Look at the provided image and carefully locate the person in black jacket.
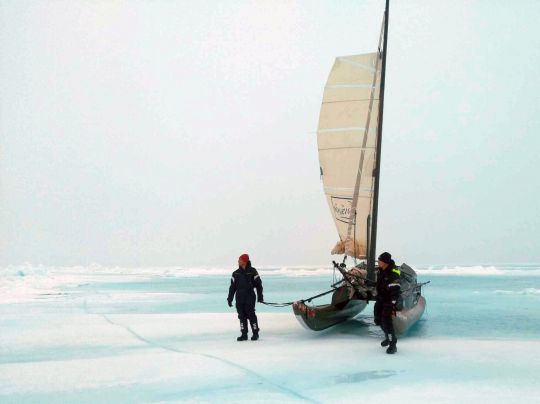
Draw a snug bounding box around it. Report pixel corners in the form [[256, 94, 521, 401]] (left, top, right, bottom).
[[374, 252, 401, 354], [227, 253, 264, 341]]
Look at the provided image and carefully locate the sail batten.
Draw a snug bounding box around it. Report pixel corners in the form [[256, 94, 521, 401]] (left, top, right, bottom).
[[336, 57, 377, 72], [317, 51, 382, 259], [318, 127, 375, 133], [325, 84, 376, 89]]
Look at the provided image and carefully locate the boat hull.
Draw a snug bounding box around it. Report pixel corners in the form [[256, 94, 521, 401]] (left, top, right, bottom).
[[393, 295, 426, 335], [293, 299, 367, 331], [292, 263, 427, 333], [292, 286, 367, 331]]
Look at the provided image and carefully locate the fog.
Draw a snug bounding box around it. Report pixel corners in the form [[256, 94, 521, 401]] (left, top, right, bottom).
[[1, 0, 539, 267]]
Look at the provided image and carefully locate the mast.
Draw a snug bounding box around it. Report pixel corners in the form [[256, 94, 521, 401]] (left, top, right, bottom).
[[368, 0, 389, 277]]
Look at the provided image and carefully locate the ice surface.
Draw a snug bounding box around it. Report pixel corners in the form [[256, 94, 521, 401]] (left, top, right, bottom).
[[1, 264, 539, 402]]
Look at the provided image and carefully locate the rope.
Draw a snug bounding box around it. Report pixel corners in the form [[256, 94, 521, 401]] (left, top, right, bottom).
[[400, 280, 431, 294], [353, 210, 357, 265], [260, 277, 429, 308], [261, 287, 338, 308], [261, 301, 295, 307]]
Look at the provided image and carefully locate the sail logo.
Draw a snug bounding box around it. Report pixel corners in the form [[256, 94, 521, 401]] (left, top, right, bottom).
[[331, 197, 355, 224]]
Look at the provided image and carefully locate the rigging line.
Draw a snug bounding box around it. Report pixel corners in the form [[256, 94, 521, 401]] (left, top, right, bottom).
[[400, 281, 430, 294], [345, 17, 385, 242], [353, 210, 358, 265], [262, 286, 340, 307], [262, 280, 429, 307], [261, 302, 294, 307]]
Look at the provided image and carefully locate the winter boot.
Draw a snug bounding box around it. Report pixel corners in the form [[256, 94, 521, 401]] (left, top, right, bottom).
[[250, 322, 259, 341], [386, 337, 397, 354], [381, 334, 390, 347], [237, 320, 248, 341]]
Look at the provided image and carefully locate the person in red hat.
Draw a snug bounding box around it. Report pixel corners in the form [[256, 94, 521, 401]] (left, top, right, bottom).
[[227, 253, 264, 341]]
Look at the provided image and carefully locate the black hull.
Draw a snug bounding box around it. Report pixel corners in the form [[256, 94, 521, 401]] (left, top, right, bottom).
[[292, 286, 367, 331]]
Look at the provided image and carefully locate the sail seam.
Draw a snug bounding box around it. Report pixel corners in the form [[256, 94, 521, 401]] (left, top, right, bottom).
[[337, 57, 376, 72], [318, 127, 375, 133], [326, 84, 376, 89], [328, 195, 372, 199], [322, 98, 380, 104], [324, 186, 373, 192], [319, 146, 375, 151]]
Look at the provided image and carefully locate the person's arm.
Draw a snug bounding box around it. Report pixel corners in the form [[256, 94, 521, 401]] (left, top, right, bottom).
[[253, 269, 264, 302], [227, 274, 237, 306], [387, 272, 401, 305]]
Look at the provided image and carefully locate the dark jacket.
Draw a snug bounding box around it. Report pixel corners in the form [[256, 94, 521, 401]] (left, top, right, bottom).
[[227, 262, 263, 303], [376, 260, 401, 304]]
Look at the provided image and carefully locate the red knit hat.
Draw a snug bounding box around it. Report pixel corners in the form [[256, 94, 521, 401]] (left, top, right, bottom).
[[238, 253, 250, 263]]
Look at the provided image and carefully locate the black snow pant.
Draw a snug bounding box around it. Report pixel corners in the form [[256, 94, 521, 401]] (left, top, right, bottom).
[[374, 300, 396, 342], [236, 294, 259, 334]]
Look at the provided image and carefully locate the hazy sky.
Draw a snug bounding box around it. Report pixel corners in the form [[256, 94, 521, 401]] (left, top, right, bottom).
[[1, 0, 539, 267]]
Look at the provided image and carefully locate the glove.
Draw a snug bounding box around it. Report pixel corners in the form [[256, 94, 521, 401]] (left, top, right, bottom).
[[257, 296, 264, 303], [366, 279, 377, 287], [227, 299, 232, 307], [391, 301, 397, 317]]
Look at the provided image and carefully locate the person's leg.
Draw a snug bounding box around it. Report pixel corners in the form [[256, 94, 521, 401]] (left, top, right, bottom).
[[246, 295, 259, 340], [374, 300, 382, 326], [381, 303, 397, 354], [236, 300, 248, 341], [374, 301, 389, 345]]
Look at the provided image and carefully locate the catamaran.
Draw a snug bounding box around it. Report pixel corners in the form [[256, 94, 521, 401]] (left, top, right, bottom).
[[292, 0, 427, 334]]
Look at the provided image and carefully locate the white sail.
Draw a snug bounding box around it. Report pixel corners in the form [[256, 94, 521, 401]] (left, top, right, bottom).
[[317, 52, 382, 259]]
